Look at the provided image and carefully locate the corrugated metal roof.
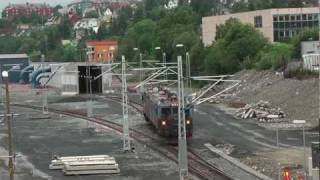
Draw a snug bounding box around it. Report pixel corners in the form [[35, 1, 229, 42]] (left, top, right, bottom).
[[0, 54, 29, 59]]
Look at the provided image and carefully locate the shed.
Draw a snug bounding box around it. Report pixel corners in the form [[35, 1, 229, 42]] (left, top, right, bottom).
[[0, 54, 30, 83]]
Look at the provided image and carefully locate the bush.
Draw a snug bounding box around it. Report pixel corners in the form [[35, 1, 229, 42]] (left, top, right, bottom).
[[256, 56, 272, 70], [284, 68, 318, 79], [290, 28, 319, 58], [241, 56, 255, 69], [256, 43, 293, 70]]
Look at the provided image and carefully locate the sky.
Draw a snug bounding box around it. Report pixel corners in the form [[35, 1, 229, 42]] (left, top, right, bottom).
[[0, 0, 73, 12]]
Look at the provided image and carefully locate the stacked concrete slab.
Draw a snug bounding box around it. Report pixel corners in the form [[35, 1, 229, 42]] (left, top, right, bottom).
[[49, 155, 120, 175]]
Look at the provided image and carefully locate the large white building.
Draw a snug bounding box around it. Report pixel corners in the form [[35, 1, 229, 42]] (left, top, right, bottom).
[[202, 7, 320, 46]]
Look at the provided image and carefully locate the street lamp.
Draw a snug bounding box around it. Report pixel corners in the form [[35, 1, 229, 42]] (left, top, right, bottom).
[[133, 48, 143, 92], [155, 47, 167, 80], [175, 44, 191, 89], [293, 119, 307, 178], [85, 48, 94, 118], [2, 70, 14, 180]]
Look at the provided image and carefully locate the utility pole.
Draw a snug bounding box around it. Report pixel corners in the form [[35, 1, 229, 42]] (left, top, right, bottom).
[[122, 56, 131, 151], [2, 71, 14, 180], [186, 52, 191, 89], [139, 53, 143, 92], [86, 48, 93, 118], [163, 52, 167, 80], [41, 54, 48, 114], [177, 56, 188, 180]]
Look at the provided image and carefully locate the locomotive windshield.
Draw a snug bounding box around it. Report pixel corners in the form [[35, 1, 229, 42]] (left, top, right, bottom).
[[185, 109, 190, 117], [172, 107, 178, 115], [161, 108, 171, 117]]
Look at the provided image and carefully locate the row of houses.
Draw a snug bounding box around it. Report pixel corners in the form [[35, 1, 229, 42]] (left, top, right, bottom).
[[3, 3, 53, 19]]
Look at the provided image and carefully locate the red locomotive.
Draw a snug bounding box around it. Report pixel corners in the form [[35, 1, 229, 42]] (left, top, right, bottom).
[[142, 87, 193, 138]]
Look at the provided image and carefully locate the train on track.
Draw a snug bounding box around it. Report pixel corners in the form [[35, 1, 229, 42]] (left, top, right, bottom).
[[142, 87, 193, 138]]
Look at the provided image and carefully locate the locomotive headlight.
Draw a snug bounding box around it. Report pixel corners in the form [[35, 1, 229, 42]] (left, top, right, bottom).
[[186, 120, 190, 125], [162, 121, 166, 126]]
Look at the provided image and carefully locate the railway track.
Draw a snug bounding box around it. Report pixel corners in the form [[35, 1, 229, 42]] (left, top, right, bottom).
[[98, 94, 233, 180], [13, 101, 232, 180]]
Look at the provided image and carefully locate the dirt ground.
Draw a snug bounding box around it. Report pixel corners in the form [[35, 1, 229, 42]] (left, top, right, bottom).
[[240, 148, 311, 179], [219, 70, 319, 127]]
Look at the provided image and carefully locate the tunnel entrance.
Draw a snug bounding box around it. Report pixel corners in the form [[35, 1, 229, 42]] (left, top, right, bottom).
[[78, 65, 102, 94]]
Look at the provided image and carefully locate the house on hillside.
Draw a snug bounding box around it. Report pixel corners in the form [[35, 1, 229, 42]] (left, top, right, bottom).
[[74, 18, 100, 32]]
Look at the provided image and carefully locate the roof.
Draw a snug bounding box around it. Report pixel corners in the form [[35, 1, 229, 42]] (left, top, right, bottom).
[[0, 54, 29, 59], [86, 40, 118, 46], [6, 3, 51, 9], [203, 7, 320, 19]]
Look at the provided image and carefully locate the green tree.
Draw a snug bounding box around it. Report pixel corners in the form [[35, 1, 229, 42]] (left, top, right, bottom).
[[120, 19, 157, 59], [290, 28, 319, 58], [62, 44, 79, 61], [256, 43, 293, 70], [288, 0, 304, 7], [231, 0, 248, 13], [1, 10, 6, 18], [204, 18, 268, 74], [58, 16, 73, 39], [85, 11, 99, 18], [190, 0, 216, 17], [110, 6, 133, 36]]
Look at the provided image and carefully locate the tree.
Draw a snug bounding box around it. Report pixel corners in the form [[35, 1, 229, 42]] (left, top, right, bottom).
[[204, 18, 268, 74], [58, 16, 73, 39], [1, 10, 6, 18], [256, 43, 293, 70], [120, 19, 157, 59], [61, 44, 78, 61], [288, 0, 304, 7], [231, 0, 248, 13], [290, 28, 319, 58], [110, 6, 133, 36], [190, 0, 216, 17], [85, 11, 99, 18]]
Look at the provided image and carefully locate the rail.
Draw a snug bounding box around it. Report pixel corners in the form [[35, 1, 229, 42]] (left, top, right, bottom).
[[12, 101, 232, 180]]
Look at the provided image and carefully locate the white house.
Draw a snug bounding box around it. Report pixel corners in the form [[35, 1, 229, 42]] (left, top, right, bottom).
[[74, 18, 100, 33]]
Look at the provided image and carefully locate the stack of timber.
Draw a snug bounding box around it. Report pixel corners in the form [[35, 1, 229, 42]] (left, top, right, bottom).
[[236, 100, 285, 122], [49, 155, 120, 175]]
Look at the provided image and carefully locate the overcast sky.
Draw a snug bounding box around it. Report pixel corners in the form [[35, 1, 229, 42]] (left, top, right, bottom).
[[0, 0, 73, 12]]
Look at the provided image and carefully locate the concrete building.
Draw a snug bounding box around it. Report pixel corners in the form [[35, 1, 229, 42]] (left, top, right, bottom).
[[86, 40, 118, 63], [202, 7, 320, 46], [31, 62, 113, 95], [0, 54, 30, 83]]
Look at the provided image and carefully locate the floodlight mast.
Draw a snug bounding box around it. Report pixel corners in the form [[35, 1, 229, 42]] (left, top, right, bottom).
[[177, 56, 188, 180], [122, 56, 131, 151]]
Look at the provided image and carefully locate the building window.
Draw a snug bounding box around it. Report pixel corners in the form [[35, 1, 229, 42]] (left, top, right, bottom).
[[279, 16, 284, 21], [254, 16, 263, 28], [273, 13, 319, 42], [273, 16, 278, 21], [290, 15, 295, 21]]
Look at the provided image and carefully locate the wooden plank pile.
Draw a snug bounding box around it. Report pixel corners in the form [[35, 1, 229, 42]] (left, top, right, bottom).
[[49, 155, 120, 175], [236, 100, 285, 122]]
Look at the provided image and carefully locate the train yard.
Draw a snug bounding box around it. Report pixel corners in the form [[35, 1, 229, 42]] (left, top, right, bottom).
[[0, 84, 276, 180], [0, 58, 318, 180], [11, 95, 232, 180]]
